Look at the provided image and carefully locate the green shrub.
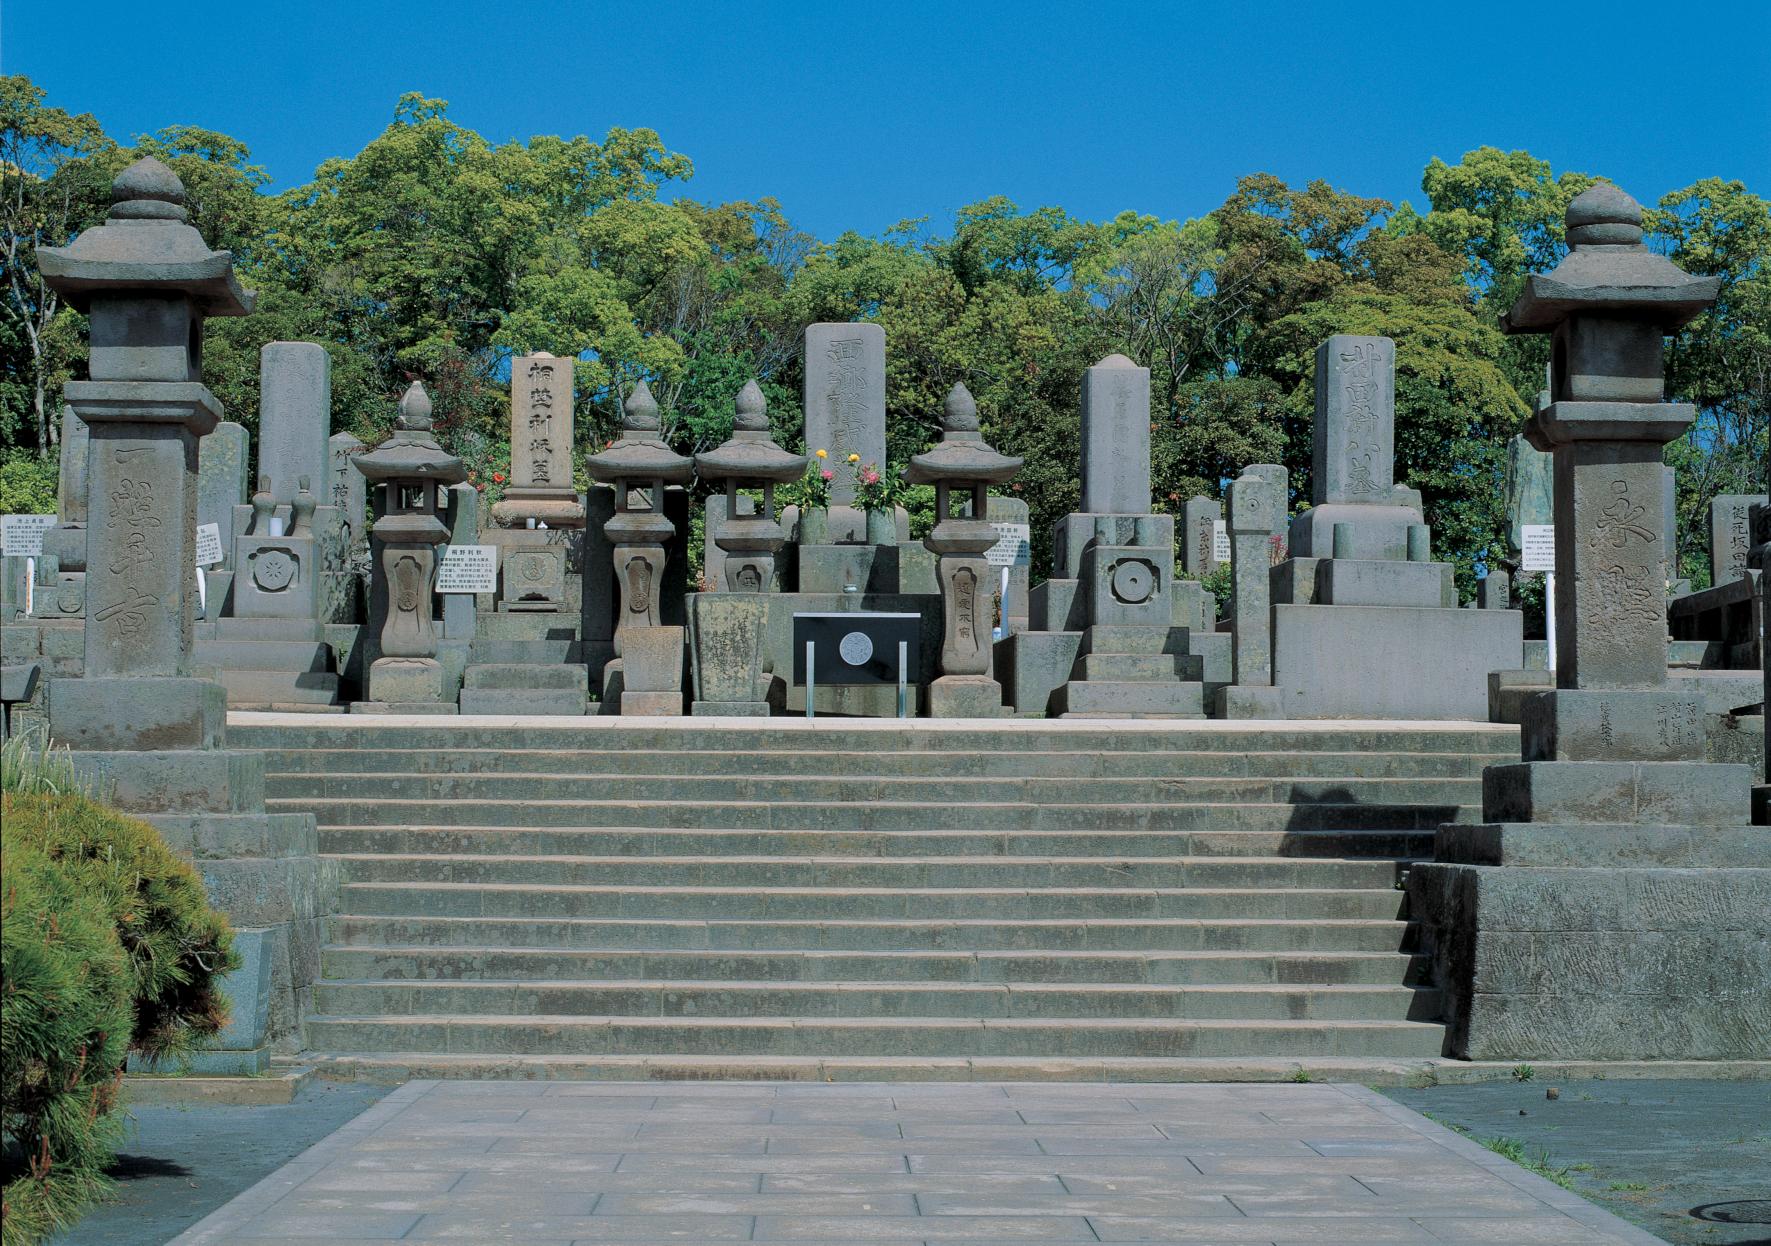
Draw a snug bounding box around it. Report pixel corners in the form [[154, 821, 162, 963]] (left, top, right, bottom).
[[0, 729, 88, 799], [0, 452, 58, 518], [0, 838, 133, 1245], [3, 793, 237, 1061]]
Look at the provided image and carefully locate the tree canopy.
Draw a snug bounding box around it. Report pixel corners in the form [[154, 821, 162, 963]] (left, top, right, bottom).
[[3, 75, 1763, 592]]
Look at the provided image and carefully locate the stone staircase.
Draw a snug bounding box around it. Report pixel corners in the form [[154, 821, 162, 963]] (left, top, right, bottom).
[[236, 718, 1518, 1080]]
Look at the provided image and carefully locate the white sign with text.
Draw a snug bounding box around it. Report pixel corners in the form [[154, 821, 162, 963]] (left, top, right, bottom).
[[436, 544, 499, 593], [985, 523, 1031, 568], [1212, 519, 1231, 563], [195, 523, 224, 567], [1520, 524, 1556, 573], [1, 514, 56, 558]]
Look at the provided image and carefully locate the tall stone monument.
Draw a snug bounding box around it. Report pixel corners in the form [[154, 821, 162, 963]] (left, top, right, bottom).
[[1265, 336, 1520, 718], [1411, 183, 1767, 1060], [804, 323, 886, 508], [258, 342, 329, 509], [905, 384, 1021, 717], [1001, 354, 1207, 717], [37, 157, 325, 1050]]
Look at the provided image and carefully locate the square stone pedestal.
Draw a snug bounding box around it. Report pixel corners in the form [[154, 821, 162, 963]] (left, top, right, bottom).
[[354, 657, 457, 714], [927, 674, 1006, 718], [1214, 684, 1286, 719]]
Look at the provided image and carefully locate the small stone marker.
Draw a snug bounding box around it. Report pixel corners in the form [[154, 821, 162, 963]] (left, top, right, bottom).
[[1079, 353, 1152, 514], [1314, 335, 1396, 504], [1182, 496, 1222, 576], [197, 420, 249, 565], [1710, 494, 1761, 586], [436, 544, 498, 593], [195, 523, 223, 568], [1, 514, 56, 557], [803, 323, 885, 506]]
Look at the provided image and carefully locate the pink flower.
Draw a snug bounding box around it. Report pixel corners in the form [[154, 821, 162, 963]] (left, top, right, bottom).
[[862, 468, 880, 485], [820, 469, 833, 481]]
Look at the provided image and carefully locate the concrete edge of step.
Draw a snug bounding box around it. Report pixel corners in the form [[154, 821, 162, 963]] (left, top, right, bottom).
[[122, 1065, 316, 1107]]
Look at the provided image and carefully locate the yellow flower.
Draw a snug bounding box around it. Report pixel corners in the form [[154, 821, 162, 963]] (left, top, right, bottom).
[[847, 452, 860, 463], [814, 449, 827, 459]]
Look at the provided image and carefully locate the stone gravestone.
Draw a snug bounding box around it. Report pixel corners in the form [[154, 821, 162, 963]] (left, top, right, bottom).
[[803, 323, 886, 506], [1505, 433, 1554, 565], [1080, 356, 1151, 514], [1242, 463, 1289, 559], [38, 156, 324, 1051], [1710, 494, 1761, 587], [328, 431, 367, 559], [490, 352, 584, 528], [258, 342, 330, 510], [1410, 181, 1764, 1062], [33, 404, 91, 618], [1181, 496, 1221, 577], [197, 421, 249, 570]]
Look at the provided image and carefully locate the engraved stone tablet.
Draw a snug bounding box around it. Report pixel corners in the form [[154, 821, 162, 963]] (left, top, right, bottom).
[[1313, 335, 1395, 505], [803, 324, 885, 505], [1079, 354, 1151, 514]]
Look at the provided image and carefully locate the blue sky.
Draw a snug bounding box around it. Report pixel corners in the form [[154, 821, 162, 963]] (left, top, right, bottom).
[[6, 0, 1768, 241]]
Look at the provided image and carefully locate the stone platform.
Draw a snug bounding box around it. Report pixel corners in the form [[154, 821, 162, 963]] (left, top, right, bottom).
[[168, 1078, 1671, 1245]]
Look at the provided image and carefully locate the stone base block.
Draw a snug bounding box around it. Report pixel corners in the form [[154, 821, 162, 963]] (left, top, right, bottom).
[[1487, 669, 1551, 724], [49, 676, 226, 752], [1077, 653, 1175, 681], [1273, 604, 1523, 720], [351, 701, 460, 715], [1408, 861, 1771, 1060], [691, 700, 771, 717], [1052, 679, 1204, 718], [1029, 577, 1084, 632], [1288, 501, 1422, 562], [1436, 821, 1770, 867], [1270, 557, 1320, 606], [129, 1046, 270, 1077], [368, 657, 445, 705], [1080, 625, 1172, 656], [463, 663, 589, 691], [458, 689, 588, 715], [1214, 684, 1287, 720], [215, 668, 343, 708], [927, 675, 1006, 719], [994, 631, 1080, 717], [1521, 687, 1707, 763], [622, 690, 683, 716], [623, 626, 685, 694], [1482, 760, 1751, 826], [69, 748, 264, 814], [1315, 558, 1449, 608]]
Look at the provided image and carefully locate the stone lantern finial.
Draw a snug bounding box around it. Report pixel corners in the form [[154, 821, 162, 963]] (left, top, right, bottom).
[[943, 383, 980, 433], [396, 381, 433, 431], [733, 380, 768, 432], [624, 381, 660, 431], [1564, 182, 1643, 246], [109, 156, 189, 221]]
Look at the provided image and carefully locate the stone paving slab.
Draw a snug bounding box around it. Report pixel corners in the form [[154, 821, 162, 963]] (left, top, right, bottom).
[[169, 1080, 1667, 1245]]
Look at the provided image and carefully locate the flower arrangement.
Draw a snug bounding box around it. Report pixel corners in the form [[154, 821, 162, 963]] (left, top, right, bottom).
[[790, 449, 835, 510], [853, 459, 908, 513]]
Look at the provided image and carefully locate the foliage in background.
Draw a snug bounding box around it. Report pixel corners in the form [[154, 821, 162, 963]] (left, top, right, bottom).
[[3, 75, 1764, 596]]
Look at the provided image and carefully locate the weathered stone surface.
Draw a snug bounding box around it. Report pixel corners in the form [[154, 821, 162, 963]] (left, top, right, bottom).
[[1478, 570, 1510, 610], [1437, 822, 1770, 868], [1710, 493, 1761, 587], [927, 673, 1005, 718], [327, 431, 368, 557], [1519, 687, 1705, 763], [1313, 336, 1395, 504], [1180, 496, 1221, 578], [803, 324, 885, 506], [1225, 473, 1277, 688], [1079, 354, 1151, 514], [1314, 558, 1446, 608], [258, 342, 330, 507], [623, 625, 684, 694], [1483, 760, 1750, 826], [690, 593, 768, 705], [491, 352, 584, 526], [1504, 433, 1554, 561], [1273, 604, 1521, 720]]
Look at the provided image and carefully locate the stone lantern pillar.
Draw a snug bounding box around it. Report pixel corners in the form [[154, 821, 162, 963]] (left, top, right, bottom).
[[587, 382, 694, 714], [905, 384, 1022, 717], [1409, 184, 1769, 1062], [352, 382, 466, 712]]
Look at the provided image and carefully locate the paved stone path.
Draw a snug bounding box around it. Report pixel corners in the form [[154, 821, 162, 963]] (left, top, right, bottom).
[[169, 1080, 1666, 1244]]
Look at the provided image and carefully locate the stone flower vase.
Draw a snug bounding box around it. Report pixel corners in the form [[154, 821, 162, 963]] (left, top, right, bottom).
[[864, 507, 895, 546], [798, 506, 829, 546]]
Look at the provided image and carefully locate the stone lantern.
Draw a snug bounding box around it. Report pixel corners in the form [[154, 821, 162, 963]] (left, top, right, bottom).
[[693, 380, 807, 592], [353, 382, 466, 711], [587, 381, 694, 714], [39, 155, 253, 749], [905, 383, 1021, 717]]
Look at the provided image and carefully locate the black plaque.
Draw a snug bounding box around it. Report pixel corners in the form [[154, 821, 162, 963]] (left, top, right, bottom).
[[792, 612, 922, 686]]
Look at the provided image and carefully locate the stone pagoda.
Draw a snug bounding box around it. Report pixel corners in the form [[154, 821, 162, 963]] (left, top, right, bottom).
[[1411, 183, 1767, 1060], [37, 156, 326, 1054], [587, 382, 694, 714], [904, 383, 1022, 717]]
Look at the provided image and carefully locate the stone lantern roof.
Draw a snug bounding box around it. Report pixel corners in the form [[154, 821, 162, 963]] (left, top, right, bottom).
[[38, 156, 254, 316], [1505, 183, 1720, 333], [355, 383, 467, 483], [694, 380, 808, 484], [904, 384, 1022, 486], [587, 381, 694, 484]]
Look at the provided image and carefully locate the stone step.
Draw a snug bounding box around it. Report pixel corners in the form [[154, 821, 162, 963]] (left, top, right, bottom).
[[328, 853, 1404, 889], [328, 914, 1413, 952], [457, 689, 590, 716], [266, 773, 1481, 807], [311, 978, 1440, 1022], [318, 825, 1437, 860], [320, 944, 1426, 985], [1074, 653, 1179, 681], [205, 617, 325, 642], [300, 1014, 1448, 1058], [336, 882, 1406, 921], [215, 669, 342, 707], [230, 722, 1517, 755], [462, 663, 590, 691], [467, 639, 585, 665], [263, 747, 1509, 780], [1051, 681, 1205, 717], [273, 797, 1478, 831], [194, 639, 333, 672]]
